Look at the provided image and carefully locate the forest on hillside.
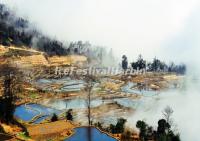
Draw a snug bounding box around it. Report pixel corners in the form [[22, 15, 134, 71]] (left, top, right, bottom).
[[0, 4, 116, 66]]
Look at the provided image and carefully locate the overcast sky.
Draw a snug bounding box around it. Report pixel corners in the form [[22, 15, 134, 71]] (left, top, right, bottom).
[[1, 0, 200, 63]]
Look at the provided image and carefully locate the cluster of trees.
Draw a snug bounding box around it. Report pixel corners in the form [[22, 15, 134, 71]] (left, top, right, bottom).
[[147, 58, 186, 74], [0, 4, 116, 65], [50, 109, 73, 122], [92, 118, 127, 138], [0, 4, 69, 55], [136, 106, 180, 141], [131, 54, 146, 70], [136, 119, 180, 141], [122, 54, 186, 74], [93, 107, 181, 141], [110, 118, 127, 134]]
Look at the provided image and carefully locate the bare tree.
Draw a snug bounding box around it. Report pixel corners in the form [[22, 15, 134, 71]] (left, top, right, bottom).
[[0, 64, 23, 123], [84, 75, 96, 126], [162, 106, 174, 140], [163, 106, 174, 126], [84, 74, 97, 141]]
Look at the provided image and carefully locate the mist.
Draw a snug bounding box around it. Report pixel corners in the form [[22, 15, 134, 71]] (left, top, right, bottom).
[[127, 6, 200, 141], [127, 76, 200, 141], [1, 0, 199, 61], [1, 0, 200, 140]]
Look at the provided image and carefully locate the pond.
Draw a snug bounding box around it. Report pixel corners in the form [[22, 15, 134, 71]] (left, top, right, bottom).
[[65, 127, 117, 141], [14, 104, 40, 122], [14, 104, 62, 124], [114, 98, 139, 108], [121, 82, 158, 97], [34, 78, 86, 92], [47, 97, 140, 110], [48, 98, 104, 110], [14, 98, 139, 125]]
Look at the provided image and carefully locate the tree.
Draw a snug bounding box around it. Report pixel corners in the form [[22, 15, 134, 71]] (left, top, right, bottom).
[[83, 74, 98, 141], [0, 4, 69, 56], [122, 55, 128, 73], [0, 64, 23, 124], [135, 107, 181, 141], [163, 106, 174, 128], [151, 57, 160, 71], [51, 113, 58, 122], [84, 75, 97, 126], [171, 64, 186, 75], [168, 62, 175, 72], [94, 122, 102, 130], [131, 54, 146, 70], [171, 133, 181, 141], [136, 120, 148, 141], [162, 106, 179, 141], [177, 64, 186, 75], [0, 65, 29, 135], [156, 121, 181, 141], [66, 109, 73, 121], [110, 118, 127, 134], [110, 124, 115, 133], [157, 119, 170, 134], [115, 118, 127, 133], [147, 57, 167, 72]]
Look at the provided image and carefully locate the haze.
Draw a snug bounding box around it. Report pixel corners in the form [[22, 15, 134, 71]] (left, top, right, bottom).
[[1, 1, 200, 141], [2, 0, 200, 63]]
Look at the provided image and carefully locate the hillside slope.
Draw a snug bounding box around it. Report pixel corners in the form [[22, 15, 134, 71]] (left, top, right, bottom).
[[0, 45, 87, 67]]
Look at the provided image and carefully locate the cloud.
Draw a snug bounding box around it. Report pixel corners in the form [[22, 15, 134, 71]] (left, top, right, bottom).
[[128, 77, 200, 141], [126, 4, 200, 141], [162, 6, 200, 69], [1, 0, 199, 61]]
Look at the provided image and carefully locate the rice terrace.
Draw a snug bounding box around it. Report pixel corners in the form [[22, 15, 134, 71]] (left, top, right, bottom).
[[1, 1, 200, 141]]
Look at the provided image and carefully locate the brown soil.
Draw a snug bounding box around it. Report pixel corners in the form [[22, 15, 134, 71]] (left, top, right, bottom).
[[27, 120, 75, 140], [91, 102, 134, 120]]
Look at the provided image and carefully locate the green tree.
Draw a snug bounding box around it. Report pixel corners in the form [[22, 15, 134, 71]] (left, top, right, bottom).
[[136, 120, 148, 141], [94, 122, 102, 130], [51, 113, 58, 122], [110, 118, 127, 134], [110, 124, 115, 134], [66, 109, 73, 121], [115, 118, 127, 133], [131, 54, 146, 70], [122, 55, 128, 73]]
